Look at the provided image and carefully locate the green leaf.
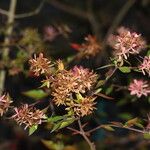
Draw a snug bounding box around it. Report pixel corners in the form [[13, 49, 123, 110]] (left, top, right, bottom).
[[59, 118, 75, 129], [51, 122, 62, 133], [118, 113, 132, 120], [42, 140, 64, 150], [147, 50, 150, 56], [48, 116, 64, 123], [94, 88, 102, 94], [124, 117, 138, 127], [23, 89, 48, 100], [119, 66, 131, 73], [101, 125, 115, 132], [135, 123, 144, 129], [50, 117, 75, 132], [143, 133, 150, 140], [95, 80, 105, 88], [29, 125, 38, 135], [105, 85, 113, 95]]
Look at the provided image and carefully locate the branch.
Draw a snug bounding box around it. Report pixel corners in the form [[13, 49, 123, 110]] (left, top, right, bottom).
[[86, 0, 100, 40], [0, 0, 17, 95], [78, 119, 96, 150], [87, 124, 149, 135], [14, 0, 45, 19], [103, 0, 136, 47], [46, 0, 89, 20], [0, 8, 9, 16]]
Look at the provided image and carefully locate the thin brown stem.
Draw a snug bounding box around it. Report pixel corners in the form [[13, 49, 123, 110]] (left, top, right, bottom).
[[87, 124, 149, 135], [15, 0, 45, 19], [0, 8, 9, 16], [103, 0, 136, 47], [78, 119, 96, 150], [46, 0, 89, 20], [86, 0, 100, 40]]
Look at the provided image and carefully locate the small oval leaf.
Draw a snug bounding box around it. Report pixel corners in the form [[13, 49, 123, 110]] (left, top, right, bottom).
[[119, 66, 131, 73], [23, 89, 48, 100]]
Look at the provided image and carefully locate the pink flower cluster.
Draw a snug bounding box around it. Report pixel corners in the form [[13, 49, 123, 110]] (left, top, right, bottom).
[[128, 79, 150, 98], [139, 56, 150, 76], [108, 27, 146, 60]]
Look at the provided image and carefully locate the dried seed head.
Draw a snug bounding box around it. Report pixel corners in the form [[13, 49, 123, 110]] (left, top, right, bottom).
[[51, 66, 98, 106], [108, 27, 146, 61], [0, 94, 12, 116], [66, 96, 97, 117], [51, 70, 76, 106], [76, 35, 101, 58], [29, 53, 52, 76], [11, 104, 46, 129]]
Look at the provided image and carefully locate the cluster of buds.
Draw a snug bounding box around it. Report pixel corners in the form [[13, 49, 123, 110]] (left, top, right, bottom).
[[29, 53, 53, 76], [71, 35, 101, 58], [11, 104, 46, 129], [0, 94, 12, 116], [128, 79, 150, 98], [108, 27, 146, 61], [139, 56, 150, 76]]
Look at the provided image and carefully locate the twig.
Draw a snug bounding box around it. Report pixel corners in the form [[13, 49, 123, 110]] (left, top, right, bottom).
[[14, 0, 45, 19], [67, 127, 81, 135], [46, 0, 89, 20], [103, 0, 136, 47], [87, 124, 149, 135], [86, 0, 100, 40], [0, 0, 17, 95], [78, 119, 96, 150], [105, 67, 117, 84], [110, 124, 148, 134], [0, 8, 9, 16]]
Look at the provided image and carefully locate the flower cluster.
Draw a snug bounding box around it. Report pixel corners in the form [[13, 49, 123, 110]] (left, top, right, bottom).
[[29, 53, 53, 76], [51, 66, 98, 106], [81, 35, 101, 57], [0, 94, 12, 116], [128, 79, 150, 98], [72, 35, 101, 58], [139, 56, 150, 76], [11, 104, 46, 129], [108, 27, 146, 61], [43, 26, 59, 42], [66, 96, 96, 117]]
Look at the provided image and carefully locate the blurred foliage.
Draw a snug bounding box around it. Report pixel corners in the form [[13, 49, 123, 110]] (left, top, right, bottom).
[[0, 0, 150, 150]]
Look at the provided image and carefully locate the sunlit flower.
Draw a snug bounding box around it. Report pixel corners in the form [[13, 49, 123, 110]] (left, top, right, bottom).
[[0, 94, 12, 116], [128, 79, 150, 98], [29, 53, 53, 76], [66, 96, 96, 117], [108, 27, 146, 60], [139, 56, 150, 76], [11, 104, 46, 129], [51, 70, 77, 106], [72, 66, 98, 92], [56, 59, 65, 71]]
